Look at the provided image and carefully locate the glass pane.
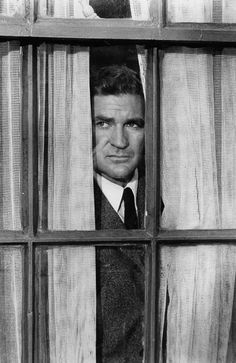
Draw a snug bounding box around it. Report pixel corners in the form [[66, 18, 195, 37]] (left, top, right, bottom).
[[38, 0, 151, 20], [35, 245, 145, 362], [0, 246, 24, 362], [0, 41, 23, 231], [158, 244, 236, 361], [0, 0, 25, 16], [38, 44, 147, 231], [167, 0, 236, 23], [161, 47, 236, 229]]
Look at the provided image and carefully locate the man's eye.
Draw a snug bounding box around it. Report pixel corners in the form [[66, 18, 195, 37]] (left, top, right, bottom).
[[96, 121, 109, 128], [126, 121, 143, 129]]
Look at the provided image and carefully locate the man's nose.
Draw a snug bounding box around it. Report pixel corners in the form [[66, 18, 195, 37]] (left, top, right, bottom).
[[110, 126, 128, 149]]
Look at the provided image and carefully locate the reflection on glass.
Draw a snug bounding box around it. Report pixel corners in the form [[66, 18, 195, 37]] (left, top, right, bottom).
[[161, 47, 236, 229], [0, 247, 24, 361], [38, 0, 150, 19], [167, 0, 236, 23], [35, 246, 145, 362]]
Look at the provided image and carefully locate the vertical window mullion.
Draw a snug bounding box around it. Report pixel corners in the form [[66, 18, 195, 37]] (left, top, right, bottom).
[[144, 47, 160, 362], [22, 42, 37, 363], [145, 47, 159, 236]]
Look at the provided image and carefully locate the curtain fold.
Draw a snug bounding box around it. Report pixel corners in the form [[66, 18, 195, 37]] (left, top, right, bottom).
[[38, 42, 96, 362], [0, 247, 23, 363], [38, 2, 96, 357], [167, 0, 236, 23], [159, 245, 236, 363], [161, 48, 219, 230], [129, 0, 149, 98], [0, 0, 24, 16], [167, 0, 213, 22], [221, 50, 236, 228], [160, 47, 236, 362], [48, 247, 96, 363], [0, 41, 23, 362], [161, 48, 236, 229], [223, 0, 236, 22], [0, 42, 22, 231]]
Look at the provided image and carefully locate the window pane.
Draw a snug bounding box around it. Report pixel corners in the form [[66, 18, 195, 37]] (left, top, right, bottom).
[[38, 0, 151, 20], [161, 47, 236, 229], [0, 41, 23, 231], [158, 244, 236, 361], [35, 245, 145, 362], [0, 0, 25, 16], [0, 246, 24, 362], [167, 0, 236, 23], [38, 44, 147, 231]]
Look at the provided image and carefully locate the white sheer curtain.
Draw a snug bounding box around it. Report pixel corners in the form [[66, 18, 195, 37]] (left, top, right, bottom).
[[167, 0, 213, 22], [223, 0, 236, 22], [0, 41, 23, 363], [38, 44, 94, 231], [0, 247, 23, 363], [130, 0, 150, 97], [161, 49, 219, 230], [159, 245, 236, 363], [38, 42, 96, 362], [167, 0, 236, 23], [38, 2, 96, 361], [0, 0, 24, 16], [160, 47, 236, 362], [0, 42, 22, 231]]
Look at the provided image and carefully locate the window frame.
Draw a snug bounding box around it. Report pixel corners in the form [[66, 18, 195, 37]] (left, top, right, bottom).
[[1, 0, 236, 362]]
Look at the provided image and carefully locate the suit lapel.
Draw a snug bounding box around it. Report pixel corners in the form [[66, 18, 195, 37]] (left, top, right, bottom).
[[94, 181, 125, 229]]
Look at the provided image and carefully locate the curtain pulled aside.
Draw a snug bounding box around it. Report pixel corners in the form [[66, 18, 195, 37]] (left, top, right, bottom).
[[160, 48, 236, 362], [38, 43, 96, 362], [0, 42, 23, 363]]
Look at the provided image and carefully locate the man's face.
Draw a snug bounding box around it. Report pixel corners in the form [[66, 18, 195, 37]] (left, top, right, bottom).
[[93, 93, 145, 186]]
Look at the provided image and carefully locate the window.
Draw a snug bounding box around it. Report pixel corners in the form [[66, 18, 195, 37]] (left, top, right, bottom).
[[1, 0, 236, 362]]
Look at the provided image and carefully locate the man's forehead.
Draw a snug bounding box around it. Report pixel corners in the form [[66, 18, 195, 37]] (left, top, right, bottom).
[[93, 94, 144, 115]]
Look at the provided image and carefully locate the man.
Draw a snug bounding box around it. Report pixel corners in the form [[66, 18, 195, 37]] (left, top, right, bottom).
[[91, 65, 145, 362]]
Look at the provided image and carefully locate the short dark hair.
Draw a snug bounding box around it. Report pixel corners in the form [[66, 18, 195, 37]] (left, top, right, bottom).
[[90, 65, 144, 98]]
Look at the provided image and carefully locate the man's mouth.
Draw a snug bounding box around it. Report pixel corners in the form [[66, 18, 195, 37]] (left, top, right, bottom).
[[107, 155, 130, 162]]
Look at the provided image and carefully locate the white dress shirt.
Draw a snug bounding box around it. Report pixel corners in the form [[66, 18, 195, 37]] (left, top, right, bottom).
[[94, 169, 138, 222]]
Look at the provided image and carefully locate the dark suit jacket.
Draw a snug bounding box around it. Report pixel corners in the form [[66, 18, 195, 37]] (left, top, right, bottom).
[[94, 174, 145, 363]]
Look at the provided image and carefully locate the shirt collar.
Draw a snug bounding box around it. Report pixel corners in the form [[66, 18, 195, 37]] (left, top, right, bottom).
[[94, 169, 138, 213]]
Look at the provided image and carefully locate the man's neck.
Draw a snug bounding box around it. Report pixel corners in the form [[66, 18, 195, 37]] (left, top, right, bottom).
[[94, 170, 139, 221], [95, 173, 135, 187]]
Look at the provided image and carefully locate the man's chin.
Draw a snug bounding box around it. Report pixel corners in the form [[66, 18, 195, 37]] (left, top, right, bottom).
[[100, 169, 135, 186]]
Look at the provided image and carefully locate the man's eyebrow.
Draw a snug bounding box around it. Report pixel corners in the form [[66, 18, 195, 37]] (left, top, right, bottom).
[[93, 116, 114, 123]]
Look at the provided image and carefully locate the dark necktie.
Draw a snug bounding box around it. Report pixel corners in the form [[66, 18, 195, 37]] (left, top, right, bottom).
[[123, 187, 138, 229]]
